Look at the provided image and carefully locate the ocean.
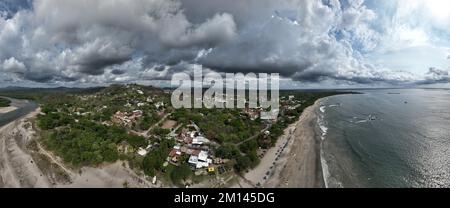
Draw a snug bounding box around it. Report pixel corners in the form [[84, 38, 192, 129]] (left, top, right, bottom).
[[318, 89, 450, 188]]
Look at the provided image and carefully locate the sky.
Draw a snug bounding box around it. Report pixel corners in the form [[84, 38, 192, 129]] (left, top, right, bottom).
[[0, 0, 450, 88]]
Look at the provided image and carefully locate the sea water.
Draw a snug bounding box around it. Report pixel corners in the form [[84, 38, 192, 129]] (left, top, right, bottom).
[[318, 89, 450, 188]]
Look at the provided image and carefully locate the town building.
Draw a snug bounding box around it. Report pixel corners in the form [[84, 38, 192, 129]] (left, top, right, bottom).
[[188, 150, 211, 169]]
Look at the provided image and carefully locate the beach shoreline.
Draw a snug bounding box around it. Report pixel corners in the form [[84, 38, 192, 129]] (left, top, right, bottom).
[[241, 98, 326, 188], [0, 106, 18, 114]]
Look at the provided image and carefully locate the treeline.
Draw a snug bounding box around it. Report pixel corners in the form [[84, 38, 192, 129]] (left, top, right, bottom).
[[142, 139, 174, 177], [0, 97, 11, 107], [215, 142, 260, 172]]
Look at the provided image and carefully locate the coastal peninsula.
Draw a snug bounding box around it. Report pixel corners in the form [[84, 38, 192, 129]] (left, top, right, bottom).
[[0, 86, 349, 188]]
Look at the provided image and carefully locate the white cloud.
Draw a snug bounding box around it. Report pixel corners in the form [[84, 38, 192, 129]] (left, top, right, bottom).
[[0, 0, 449, 87], [0, 0, 237, 83], [2, 57, 27, 74]]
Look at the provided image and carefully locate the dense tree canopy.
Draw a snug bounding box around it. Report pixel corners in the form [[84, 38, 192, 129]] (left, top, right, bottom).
[[0, 98, 11, 107], [142, 139, 173, 176], [170, 164, 192, 186]]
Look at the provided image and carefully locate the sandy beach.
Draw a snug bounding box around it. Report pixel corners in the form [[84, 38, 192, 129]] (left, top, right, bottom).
[[0, 108, 50, 187], [241, 99, 325, 188], [0, 106, 17, 114]]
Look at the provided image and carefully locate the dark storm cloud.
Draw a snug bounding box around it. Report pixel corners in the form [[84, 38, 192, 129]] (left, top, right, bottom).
[[110, 69, 126, 75], [1, 77, 13, 82], [1, 57, 75, 83], [198, 16, 317, 77], [74, 56, 132, 75], [291, 63, 415, 85], [0, 0, 237, 84], [23, 71, 54, 83], [142, 49, 198, 67], [194, 0, 400, 85], [294, 70, 409, 85], [139, 62, 202, 80], [0, 0, 437, 86]]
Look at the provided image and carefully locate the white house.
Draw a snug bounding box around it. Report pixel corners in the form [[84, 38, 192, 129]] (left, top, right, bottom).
[[188, 150, 210, 169], [192, 136, 210, 145], [137, 148, 148, 156], [155, 101, 164, 109]]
